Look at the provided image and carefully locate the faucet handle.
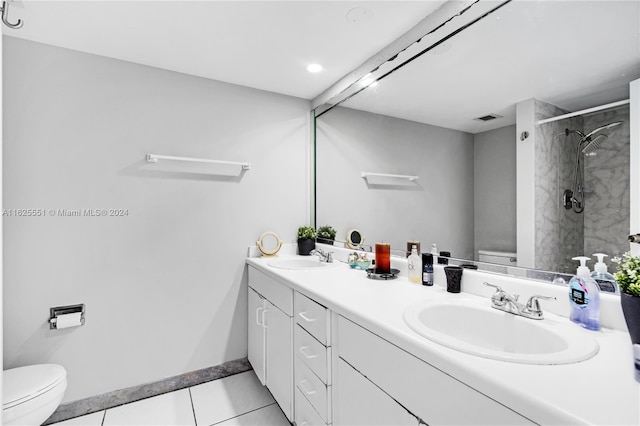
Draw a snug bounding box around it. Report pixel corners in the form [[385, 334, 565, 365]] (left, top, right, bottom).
[[483, 282, 503, 292], [326, 252, 334, 263], [484, 282, 508, 306], [525, 295, 556, 312]]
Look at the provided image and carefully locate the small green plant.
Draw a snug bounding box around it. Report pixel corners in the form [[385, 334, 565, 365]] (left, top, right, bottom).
[[612, 252, 640, 297], [317, 225, 336, 240], [297, 226, 317, 240]]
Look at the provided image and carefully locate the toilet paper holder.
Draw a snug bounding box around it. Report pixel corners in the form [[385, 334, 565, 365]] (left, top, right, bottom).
[[49, 304, 85, 329]]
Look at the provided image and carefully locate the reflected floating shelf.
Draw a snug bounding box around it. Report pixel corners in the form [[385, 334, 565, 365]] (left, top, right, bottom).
[[361, 172, 419, 183], [146, 154, 251, 170]]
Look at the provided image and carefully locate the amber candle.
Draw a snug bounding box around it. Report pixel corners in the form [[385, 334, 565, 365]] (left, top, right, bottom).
[[375, 243, 391, 274]]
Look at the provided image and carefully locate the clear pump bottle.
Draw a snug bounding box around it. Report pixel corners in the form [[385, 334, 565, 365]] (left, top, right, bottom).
[[591, 253, 619, 294], [569, 256, 601, 331]]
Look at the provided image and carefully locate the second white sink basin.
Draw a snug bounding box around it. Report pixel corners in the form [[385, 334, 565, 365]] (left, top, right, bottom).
[[403, 299, 599, 365], [268, 258, 336, 270]]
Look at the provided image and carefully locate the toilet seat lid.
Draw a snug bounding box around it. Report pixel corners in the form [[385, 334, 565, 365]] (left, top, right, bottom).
[[3, 364, 67, 409]]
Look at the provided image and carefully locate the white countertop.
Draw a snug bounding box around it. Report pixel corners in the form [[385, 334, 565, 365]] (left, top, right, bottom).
[[247, 252, 640, 425]]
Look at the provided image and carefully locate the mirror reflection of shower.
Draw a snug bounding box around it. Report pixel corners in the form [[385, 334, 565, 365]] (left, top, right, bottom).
[[563, 121, 623, 213]]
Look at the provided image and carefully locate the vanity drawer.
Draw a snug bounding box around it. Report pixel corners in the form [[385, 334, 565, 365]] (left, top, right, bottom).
[[295, 292, 330, 345], [295, 357, 330, 423], [295, 324, 330, 384], [248, 266, 293, 316], [295, 387, 327, 426], [337, 316, 533, 425]]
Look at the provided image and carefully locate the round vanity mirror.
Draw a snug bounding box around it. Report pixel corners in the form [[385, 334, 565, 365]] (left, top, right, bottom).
[[346, 229, 364, 250], [257, 231, 282, 257]]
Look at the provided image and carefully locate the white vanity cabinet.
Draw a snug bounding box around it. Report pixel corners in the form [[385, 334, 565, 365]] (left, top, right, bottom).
[[336, 316, 535, 426], [293, 292, 332, 426], [247, 267, 293, 421]]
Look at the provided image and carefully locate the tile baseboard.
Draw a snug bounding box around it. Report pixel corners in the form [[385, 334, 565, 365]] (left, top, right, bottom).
[[43, 357, 252, 425]]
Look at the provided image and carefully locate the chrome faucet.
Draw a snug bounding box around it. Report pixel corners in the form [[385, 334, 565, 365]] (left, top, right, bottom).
[[310, 248, 333, 263], [483, 282, 555, 320]]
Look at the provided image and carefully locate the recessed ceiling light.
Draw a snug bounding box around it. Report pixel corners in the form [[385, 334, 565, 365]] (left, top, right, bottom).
[[307, 64, 323, 73]]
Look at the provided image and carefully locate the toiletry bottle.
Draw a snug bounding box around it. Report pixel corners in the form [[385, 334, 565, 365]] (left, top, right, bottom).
[[591, 253, 619, 294], [422, 253, 433, 286], [408, 245, 421, 283], [569, 256, 601, 331], [430, 243, 438, 264]]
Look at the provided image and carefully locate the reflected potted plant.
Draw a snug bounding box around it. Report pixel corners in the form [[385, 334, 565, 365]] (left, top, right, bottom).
[[317, 225, 337, 245], [297, 226, 317, 256], [612, 252, 640, 344]]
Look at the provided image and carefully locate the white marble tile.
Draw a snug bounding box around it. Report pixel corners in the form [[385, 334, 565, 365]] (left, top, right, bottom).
[[213, 403, 288, 426], [190, 371, 275, 426], [103, 389, 195, 426], [50, 411, 105, 426]]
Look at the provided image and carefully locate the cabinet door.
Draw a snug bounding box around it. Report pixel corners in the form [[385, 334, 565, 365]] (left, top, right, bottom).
[[264, 300, 293, 421], [248, 287, 266, 385], [334, 359, 418, 426]]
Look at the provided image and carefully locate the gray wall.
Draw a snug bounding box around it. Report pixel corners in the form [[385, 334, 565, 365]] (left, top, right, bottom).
[[316, 107, 475, 260], [3, 37, 310, 402], [473, 125, 517, 258]]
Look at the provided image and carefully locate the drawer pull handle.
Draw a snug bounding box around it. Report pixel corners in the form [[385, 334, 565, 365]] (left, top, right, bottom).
[[299, 379, 317, 395], [298, 311, 316, 322], [262, 309, 268, 328], [299, 346, 317, 359], [255, 307, 263, 326]]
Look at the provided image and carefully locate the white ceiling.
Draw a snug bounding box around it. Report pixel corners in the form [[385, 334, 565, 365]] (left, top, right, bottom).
[[342, 0, 640, 133], [2, 1, 446, 100]]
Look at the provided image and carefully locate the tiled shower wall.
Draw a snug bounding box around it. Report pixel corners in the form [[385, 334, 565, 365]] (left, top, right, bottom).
[[535, 99, 584, 273], [583, 106, 631, 262], [534, 99, 630, 273]]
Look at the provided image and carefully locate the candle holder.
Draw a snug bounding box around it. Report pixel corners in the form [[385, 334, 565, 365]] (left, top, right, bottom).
[[366, 267, 400, 280]]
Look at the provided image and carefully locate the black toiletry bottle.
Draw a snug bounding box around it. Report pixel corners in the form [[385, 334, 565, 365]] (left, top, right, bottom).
[[422, 253, 434, 286]]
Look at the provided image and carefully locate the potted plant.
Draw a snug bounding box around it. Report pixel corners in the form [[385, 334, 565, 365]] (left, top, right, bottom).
[[612, 252, 640, 344], [317, 225, 337, 245], [297, 226, 317, 256]]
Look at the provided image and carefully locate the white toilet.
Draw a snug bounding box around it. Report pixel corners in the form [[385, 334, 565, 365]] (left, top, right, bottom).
[[478, 250, 517, 266], [3, 364, 67, 426], [478, 250, 519, 275]]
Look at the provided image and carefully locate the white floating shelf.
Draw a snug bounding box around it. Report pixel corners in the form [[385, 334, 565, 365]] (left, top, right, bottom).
[[146, 154, 251, 170], [361, 172, 419, 182]]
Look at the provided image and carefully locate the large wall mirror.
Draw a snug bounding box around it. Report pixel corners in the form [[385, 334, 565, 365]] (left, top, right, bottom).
[[314, 0, 639, 281]]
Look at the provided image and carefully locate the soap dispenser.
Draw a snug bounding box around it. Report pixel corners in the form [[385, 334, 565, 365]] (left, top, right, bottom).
[[591, 253, 619, 294], [569, 256, 601, 331]]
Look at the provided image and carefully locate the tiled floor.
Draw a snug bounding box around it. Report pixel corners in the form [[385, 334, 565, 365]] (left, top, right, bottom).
[[51, 371, 290, 426]]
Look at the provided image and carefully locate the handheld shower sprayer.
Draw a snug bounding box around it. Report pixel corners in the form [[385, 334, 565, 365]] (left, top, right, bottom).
[[563, 121, 622, 213]]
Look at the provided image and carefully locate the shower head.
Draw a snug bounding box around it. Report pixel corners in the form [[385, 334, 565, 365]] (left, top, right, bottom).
[[583, 121, 622, 140], [578, 121, 622, 154], [582, 134, 607, 154]]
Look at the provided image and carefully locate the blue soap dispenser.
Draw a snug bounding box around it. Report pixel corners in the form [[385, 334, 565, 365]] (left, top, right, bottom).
[[591, 253, 619, 294], [569, 256, 601, 331]]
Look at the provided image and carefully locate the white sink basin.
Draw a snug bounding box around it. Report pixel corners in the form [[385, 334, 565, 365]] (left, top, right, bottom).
[[403, 299, 599, 364], [268, 258, 336, 270]]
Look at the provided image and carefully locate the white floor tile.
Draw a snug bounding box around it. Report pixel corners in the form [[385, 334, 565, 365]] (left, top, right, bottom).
[[213, 404, 289, 426], [190, 371, 275, 426], [103, 389, 195, 426], [50, 411, 105, 426]]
